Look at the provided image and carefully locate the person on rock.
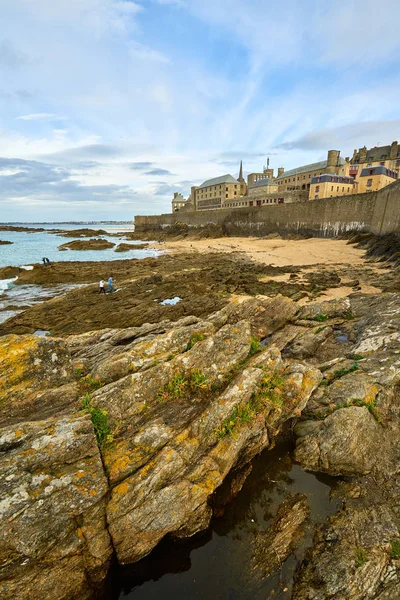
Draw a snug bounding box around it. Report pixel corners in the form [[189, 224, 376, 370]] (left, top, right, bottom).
[[99, 279, 105, 294], [107, 275, 115, 293]]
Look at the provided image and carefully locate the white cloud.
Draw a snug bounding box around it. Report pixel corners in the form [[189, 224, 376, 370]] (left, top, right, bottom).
[[16, 113, 65, 121]]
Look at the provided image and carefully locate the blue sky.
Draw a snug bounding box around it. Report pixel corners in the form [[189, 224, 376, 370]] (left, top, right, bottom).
[[0, 0, 399, 221]]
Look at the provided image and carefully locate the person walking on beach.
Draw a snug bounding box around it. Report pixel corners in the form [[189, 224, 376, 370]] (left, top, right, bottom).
[[42, 257, 51, 266], [99, 279, 105, 294], [107, 275, 114, 293]]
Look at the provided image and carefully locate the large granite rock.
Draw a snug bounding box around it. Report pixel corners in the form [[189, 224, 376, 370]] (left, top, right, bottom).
[[0, 335, 112, 600], [295, 406, 383, 476]]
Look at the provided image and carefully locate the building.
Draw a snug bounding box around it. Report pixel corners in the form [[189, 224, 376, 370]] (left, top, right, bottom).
[[194, 163, 247, 210], [309, 174, 357, 200], [247, 158, 274, 186], [357, 166, 398, 193], [171, 192, 188, 212], [247, 177, 279, 199], [274, 150, 348, 200], [349, 141, 400, 182]]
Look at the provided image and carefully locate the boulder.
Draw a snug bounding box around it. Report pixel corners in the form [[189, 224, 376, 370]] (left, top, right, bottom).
[[57, 239, 115, 251], [295, 406, 383, 476]]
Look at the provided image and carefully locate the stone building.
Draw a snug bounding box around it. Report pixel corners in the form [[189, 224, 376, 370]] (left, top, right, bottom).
[[309, 174, 357, 200], [349, 141, 400, 182], [247, 177, 279, 198], [274, 150, 348, 201], [194, 170, 247, 211], [357, 165, 398, 193], [247, 158, 274, 186], [171, 192, 188, 212]]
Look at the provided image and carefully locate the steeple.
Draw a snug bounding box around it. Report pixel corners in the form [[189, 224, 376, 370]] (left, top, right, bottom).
[[238, 160, 244, 183]]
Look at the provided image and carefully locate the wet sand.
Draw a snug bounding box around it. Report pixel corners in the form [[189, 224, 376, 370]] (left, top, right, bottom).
[[153, 237, 367, 268]]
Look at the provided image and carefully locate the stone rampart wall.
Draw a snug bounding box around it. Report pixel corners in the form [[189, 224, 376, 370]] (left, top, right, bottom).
[[135, 180, 400, 237]]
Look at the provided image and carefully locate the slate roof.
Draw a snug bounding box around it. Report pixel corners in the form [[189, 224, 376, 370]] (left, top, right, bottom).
[[360, 166, 398, 178], [248, 178, 275, 189], [275, 157, 345, 179], [198, 174, 240, 189], [311, 174, 354, 184], [365, 145, 391, 162]]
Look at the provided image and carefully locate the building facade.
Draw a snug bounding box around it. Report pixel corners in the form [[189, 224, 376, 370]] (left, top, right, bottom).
[[247, 177, 279, 198], [357, 166, 398, 193], [194, 174, 247, 211], [349, 141, 400, 182], [274, 150, 349, 201], [309, 174, 356, 200], [171, 192, 188, 212]]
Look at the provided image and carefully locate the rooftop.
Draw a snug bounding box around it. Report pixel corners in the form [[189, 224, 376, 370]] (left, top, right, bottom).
[[360, 166, 398, 178], [275, 157, 345, 179], [198, 174, 240, 189], [248, 178, 275, 189]]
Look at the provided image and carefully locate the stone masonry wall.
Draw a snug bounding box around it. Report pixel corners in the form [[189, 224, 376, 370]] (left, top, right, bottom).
[[135, 180, 400, 237]]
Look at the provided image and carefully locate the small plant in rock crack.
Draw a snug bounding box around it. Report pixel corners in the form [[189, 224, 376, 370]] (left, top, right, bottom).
[[81, 393, 113, 449], [189, 369, 209, 390], [314, 313, 329, 322], [186, 333, 205, 351], [390, 539, 400, 559], [354, 547, 368, 568], [249, 336, 262, 356], [333, 363, 359, 378]]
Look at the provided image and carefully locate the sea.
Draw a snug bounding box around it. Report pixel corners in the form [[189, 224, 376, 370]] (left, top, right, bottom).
[[0, 222, 161, 324]]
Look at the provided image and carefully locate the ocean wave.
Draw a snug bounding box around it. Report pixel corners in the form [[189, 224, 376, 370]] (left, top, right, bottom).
[[0, 277, 18, 295]]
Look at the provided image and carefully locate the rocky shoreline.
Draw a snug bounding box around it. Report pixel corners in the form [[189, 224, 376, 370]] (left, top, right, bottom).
[[0, 235, 399, 600]]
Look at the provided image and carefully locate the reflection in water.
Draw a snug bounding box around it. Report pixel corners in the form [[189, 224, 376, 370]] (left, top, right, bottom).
[[106, 442, 339, 600]]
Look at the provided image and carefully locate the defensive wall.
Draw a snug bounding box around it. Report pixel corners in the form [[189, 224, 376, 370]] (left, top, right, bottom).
[[135, 180, 400, 237]]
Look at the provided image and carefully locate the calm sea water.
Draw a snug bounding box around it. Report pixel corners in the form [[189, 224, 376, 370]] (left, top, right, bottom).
[[0, 223, 161, 323], [0, 223, 160, 270]]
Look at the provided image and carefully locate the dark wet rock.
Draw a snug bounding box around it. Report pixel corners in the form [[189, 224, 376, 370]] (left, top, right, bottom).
[[114, 243, 149, 252], [252, 494, 310, 578], [283, 325, 333, 359], [57, 238, 115, 251], [54, 228, 108, 238], [0, 240, 12, 245], [292, 502, 400, 600]]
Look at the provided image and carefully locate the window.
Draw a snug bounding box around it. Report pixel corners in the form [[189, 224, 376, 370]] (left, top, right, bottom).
[[366, 179, 373, 187], [331, 186, 334, 191], [369, 169, 374, 175], [226, 194, 228, 198], [380, 162, 385, 166], [315, 185, 320, 192], [234, 191, 237, 195]]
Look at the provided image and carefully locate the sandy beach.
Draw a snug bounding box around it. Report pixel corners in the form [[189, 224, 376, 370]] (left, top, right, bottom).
[[153, 237, 368, 268]]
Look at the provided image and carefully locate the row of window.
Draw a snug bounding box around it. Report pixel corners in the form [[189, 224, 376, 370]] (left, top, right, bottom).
[[225, 198, 284, 208], [315, 186, 352, 193]]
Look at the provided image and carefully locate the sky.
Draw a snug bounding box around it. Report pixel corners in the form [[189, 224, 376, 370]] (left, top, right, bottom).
[[0, 0, 399, 222]]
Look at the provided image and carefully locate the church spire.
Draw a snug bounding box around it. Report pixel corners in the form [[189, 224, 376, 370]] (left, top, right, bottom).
[[238, 160, 244, 183]]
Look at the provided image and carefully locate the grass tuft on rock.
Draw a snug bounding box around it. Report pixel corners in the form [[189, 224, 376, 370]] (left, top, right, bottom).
[[354, 546, 368, 568], [186, 332, 205, 351], [249, 336, 262, 356], [314, 313, 329, 322], [157, 369, 210, 402], [390, 539, 400, 559], [81, 393, 113, 449]]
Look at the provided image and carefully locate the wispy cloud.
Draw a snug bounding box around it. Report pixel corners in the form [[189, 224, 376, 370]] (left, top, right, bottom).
[[145, 168, 173, 176], [16, 113, 65, 121]]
